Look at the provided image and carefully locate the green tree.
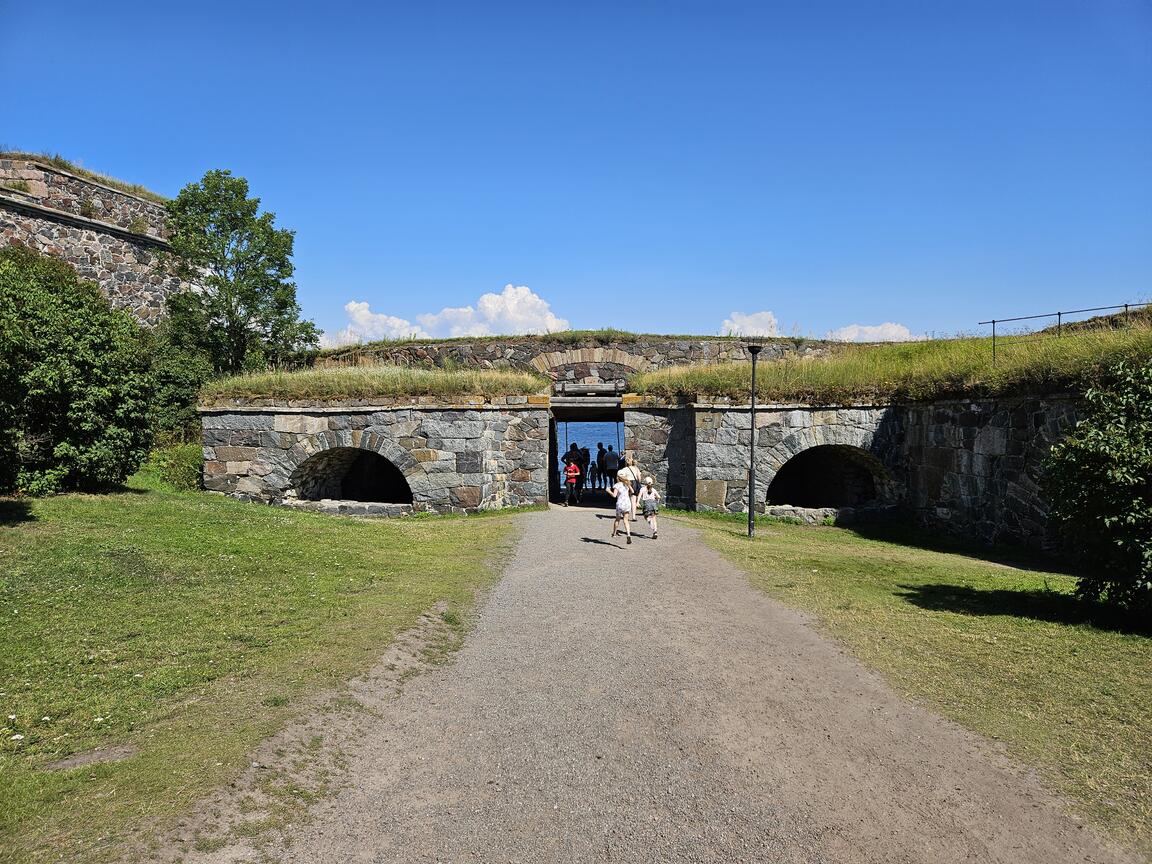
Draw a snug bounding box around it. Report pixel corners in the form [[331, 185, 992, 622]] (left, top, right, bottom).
[[1044, 361, 1152, 614], [0, 246, 155, 495], [165, 169, 319, 375]]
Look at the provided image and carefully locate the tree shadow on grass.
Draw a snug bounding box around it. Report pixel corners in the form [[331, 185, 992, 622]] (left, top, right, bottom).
[[895, 583, 1148, 636], [0, 499, 35, 526]]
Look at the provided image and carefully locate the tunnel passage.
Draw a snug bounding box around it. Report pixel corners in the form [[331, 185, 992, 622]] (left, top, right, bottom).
[[766, 444, 883, 508], [290, 448, 414, 503]]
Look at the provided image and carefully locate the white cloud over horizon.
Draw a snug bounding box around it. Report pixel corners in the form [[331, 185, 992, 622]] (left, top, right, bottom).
[[825, 322, 923, 342], [321, 284, 570, 347], [720, 310, 779, 337]]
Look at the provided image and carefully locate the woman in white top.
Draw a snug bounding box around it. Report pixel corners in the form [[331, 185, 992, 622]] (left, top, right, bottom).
[[619, 455, 643, 521], [608, 472, 633, 544], [637, 476, 661, 539]]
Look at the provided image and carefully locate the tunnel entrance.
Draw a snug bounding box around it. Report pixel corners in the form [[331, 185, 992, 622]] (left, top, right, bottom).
[[549, 383, 626, 506], [766, 445, 882, 508], [290, 448, 414, 503]]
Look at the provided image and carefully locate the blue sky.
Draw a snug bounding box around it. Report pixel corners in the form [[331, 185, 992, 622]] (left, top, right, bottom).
[[3, 1, 1150, 342]]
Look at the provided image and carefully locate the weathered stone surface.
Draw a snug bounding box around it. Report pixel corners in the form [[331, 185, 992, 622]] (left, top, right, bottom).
[[696, 479, 728, 510]]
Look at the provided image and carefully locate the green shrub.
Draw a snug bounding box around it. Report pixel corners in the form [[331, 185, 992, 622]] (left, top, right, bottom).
[[1043, 361, 1152, 614], [151, 443, 203, 491], [0, 246, 155, 495]]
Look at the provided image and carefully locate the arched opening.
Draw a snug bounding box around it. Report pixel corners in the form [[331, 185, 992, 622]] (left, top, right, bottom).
[[290, 448, 413, 503], [767, 445, 882, 508]]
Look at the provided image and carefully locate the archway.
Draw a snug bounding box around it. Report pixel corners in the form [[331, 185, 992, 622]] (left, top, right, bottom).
[[766, 445, 883, 508], [290, 448, 414, 503]]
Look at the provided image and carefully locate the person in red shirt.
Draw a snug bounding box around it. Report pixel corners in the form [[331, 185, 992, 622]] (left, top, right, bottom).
[[563, 459, 581, 507]]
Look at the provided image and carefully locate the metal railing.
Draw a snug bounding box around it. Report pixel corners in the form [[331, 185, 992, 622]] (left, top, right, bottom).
[[978, 301, 1150, 363]]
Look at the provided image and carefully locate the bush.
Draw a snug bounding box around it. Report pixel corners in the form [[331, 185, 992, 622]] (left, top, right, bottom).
[[151, 443, 203, 491], [1044, 361, 1152, 614], [149, 322, 213, 443], [0, 246, 155, 495]]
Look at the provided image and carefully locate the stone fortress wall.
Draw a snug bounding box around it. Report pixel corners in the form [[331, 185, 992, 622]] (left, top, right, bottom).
[[319, 338, 827, 385], [626, 395, 1077, 550], [0, 157, 182, 324]]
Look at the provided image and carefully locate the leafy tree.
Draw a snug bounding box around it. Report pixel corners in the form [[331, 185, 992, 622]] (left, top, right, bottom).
[[0, 246, 155, 495], [1044, 361, 1152, 614], [164, 169, 319, 375]]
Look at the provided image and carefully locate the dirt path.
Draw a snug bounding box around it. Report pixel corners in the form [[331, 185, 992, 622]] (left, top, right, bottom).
[[196, 506, 1136, 863]]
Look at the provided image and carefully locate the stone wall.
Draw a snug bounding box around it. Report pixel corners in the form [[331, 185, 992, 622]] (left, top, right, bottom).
[[200, 397, 551, 515], [626, 395, 1077, 549], [319, 338, 826, 385], [0, 158, 180, 324]]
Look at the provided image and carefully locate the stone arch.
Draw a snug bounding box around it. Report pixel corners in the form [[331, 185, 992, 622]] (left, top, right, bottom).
[[281, 431, 433, 502], [761, 422, 896, 505], [529, 347, 652, 383]]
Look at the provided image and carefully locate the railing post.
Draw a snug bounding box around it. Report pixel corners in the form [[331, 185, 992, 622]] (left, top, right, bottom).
[[1057, 311, 1062, 337], [991, 320, 996, 365]]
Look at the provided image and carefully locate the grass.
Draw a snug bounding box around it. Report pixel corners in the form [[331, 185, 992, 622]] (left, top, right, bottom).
[[0, 151, 167, 203], [201, 365, 551, 401], [0, 466, 519, 863], [632, 325, 1152, 403], [317, 329, 820, 358], [676, 511, 1151, 853]]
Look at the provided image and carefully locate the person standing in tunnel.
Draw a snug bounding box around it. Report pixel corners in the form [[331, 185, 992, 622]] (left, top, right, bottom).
[[595, 443, 607, 489]]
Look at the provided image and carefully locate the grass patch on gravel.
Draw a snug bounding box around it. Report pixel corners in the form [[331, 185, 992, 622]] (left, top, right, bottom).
[[632, 326, 1152, 403], [676, 512, 1151, 853], [201, 365, 549, 402], [0, 467, 519, 863]]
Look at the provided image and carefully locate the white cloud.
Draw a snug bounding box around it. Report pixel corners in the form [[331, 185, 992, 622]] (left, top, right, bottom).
[[825, 322, 923, 342], [321, 284, 569, 347], [720, 310, 779, 337]]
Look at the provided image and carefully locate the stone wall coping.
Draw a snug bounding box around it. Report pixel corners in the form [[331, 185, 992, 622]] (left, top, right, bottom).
[[627, 392, 1079, 411], [7, 158, 168, 207], [0, 191, 169, 249], [198, 399, 547, 413]]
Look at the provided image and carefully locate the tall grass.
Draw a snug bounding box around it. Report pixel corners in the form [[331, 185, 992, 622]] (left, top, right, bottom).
[[631, 326, 1152, 403], [0, 150, 167, 203], [201, 365, 550, 401]]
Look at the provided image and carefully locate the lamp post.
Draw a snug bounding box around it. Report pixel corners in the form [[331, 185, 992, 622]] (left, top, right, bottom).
[[747, 340, 763, 538]]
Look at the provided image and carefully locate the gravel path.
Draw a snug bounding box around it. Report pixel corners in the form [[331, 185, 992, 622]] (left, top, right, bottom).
[[268, 507, 1134, 863]]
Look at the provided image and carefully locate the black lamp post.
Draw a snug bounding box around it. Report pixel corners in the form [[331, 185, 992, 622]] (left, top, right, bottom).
[[747, 340, 763, 538]]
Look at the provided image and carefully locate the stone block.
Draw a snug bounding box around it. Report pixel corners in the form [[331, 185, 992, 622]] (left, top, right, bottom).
[[201, 413, 274, 431], [456, 451, 484, 473], [273, 414, 328, 434], [410, 448, 440, 462], [225, 460, 252, 475], [696, 479, 728, 509], [452, 485, 483, 508], [203, 460, 227, 475], [213, 445, 258, 462]]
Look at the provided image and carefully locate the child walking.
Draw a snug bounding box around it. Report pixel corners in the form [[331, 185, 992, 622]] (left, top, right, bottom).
[[637, 476, 661, 539], [608, 472, 633, 544]]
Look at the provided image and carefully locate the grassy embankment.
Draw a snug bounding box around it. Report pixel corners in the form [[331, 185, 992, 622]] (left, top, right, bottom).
[[0, 466, 521, 863], [678, 512, 1151, 853], [0, 151, 166, 203], [200, 365, 550, 402], [632, 325, 1152, 402]]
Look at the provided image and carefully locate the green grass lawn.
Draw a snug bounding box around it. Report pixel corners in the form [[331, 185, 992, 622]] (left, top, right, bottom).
[[676, 513, 1151, 854], [0, 469, 519, 863]]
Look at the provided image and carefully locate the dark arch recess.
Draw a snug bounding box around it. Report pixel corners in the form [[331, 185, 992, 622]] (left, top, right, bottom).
[[290, 448, 414, 504], [767, 444, 883, 508]]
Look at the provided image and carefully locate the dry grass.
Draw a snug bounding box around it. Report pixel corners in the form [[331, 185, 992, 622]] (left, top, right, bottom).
[[631, 326, 1152, 403], [0, 150, 167, 203], [201, 365, 550, 402]]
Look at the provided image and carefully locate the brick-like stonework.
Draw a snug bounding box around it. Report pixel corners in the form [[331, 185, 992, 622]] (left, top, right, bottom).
[[0, 159, 181, 324], [200, 398, 551, 515], [626, 396, 1077, 549], [319, 339, 825, 385]]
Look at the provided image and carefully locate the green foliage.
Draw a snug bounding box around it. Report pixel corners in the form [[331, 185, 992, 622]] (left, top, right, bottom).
[[164, 169, 319, 375], [631, 326, 1152, 403], [1044, 361, 1152, 613], [0, 246, 154, 495], [2, 179, 31, 194], [147, 321, 213, 442], [202, 365, 549, 401], [150, 443, 203, 491]]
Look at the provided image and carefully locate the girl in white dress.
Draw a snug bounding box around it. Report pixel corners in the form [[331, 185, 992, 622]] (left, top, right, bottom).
[[608, 472, 633, 544]]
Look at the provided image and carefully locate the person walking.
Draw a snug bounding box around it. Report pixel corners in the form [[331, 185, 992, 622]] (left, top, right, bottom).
[[563, 458, 581, 506], [637, 476, 661, 539], [619, 455, 642, 521], [603, 445, 620, 485], [608, 471, 633, 544]]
